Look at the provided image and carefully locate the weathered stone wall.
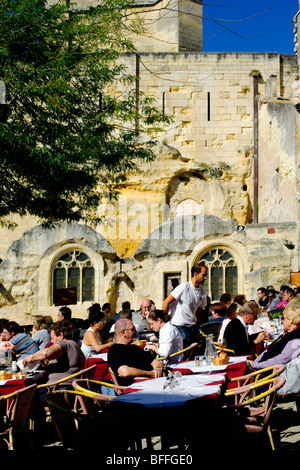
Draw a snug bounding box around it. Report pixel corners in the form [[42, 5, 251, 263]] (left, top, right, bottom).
[[0, 4, 300, 323]]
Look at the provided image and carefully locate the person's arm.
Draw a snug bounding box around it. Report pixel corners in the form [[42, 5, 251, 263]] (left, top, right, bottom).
[[117, 364, 158, 379], [83, 330, 113, 352], [162, 294, 175, 314], [252, 339, 300, 369], [251, 331, 268, 345], [22, 343, 63, 367]]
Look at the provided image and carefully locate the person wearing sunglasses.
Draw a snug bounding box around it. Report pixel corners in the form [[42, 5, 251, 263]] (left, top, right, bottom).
[[81, 303, 113, 359], [108, 318, 163, 386]]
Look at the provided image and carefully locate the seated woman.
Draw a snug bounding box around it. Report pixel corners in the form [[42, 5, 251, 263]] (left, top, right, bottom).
[[252, 301, 300, 370], [23, 320, 86, 385], [31, 315, 51, 349], [146, 309, 183, 365], [81, 304, 113, 359], [217, 302, 240, 343]]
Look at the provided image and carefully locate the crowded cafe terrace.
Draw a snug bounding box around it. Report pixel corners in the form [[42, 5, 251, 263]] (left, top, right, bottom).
[[0, 288, 300, 454]]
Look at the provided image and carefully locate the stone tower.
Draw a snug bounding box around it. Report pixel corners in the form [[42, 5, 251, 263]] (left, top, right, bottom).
[[47, 0, 203, 52]]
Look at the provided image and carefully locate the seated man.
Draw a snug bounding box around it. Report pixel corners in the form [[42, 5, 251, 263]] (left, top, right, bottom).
[[0, 320, 39, 358], [107, 318, 163, 386], [224, 300, 267, 356], [132, 298, 152, 332], [209, 301, 227, 323]]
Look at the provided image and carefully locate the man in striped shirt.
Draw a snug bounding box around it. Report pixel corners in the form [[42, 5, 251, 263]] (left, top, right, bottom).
[[0, 321, 39, 358]]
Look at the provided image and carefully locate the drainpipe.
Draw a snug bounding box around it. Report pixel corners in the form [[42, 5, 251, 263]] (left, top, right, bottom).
[[252, 72, 260, 224]]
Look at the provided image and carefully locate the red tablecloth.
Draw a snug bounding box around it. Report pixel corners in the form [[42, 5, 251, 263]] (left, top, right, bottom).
[[0, 372, 45, 396]]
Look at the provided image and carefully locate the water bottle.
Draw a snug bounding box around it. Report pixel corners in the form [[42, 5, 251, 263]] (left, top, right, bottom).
[[6, 350, 12, 369], [11, 351, 18, 373]]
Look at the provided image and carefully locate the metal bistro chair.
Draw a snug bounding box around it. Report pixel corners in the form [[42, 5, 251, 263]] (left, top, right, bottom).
[[36, 364, 97, 394], [228, 364, 286, 398], [0, 383, 37, 451], [223, 374, 286, 450], [72, 378, 126, 413], [161, 342, 199, 371], [45, 388, 117, 451]]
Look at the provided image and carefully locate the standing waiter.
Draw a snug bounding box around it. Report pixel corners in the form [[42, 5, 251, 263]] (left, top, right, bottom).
[[162, 263, 208, 348]]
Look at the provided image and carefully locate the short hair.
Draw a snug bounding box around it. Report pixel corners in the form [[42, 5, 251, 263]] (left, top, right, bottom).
[[284, 301, 300, 325], [0, 319, 9, 333], [102, 302, 111, 311], [119, 309, 132, 320], [280, 285, 289, 292], [220, 293, 232, 304], [238, 300, 258, 316], [122, 301, 131, 310], [59, 306, 72, 320], [50, 320, 74, 340], [227, 302, 240, 318], [257, 287, 267, 295], [191, 262, 206, 277], [210, 302, 227, 318], [6, 321, 21, 335], [285, 286, 296, 297]]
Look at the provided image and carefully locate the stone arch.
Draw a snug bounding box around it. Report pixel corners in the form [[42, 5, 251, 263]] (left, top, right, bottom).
[[0, 222, 116, 321], [165, 169, 228, 219], [192, 242, 245, 301]]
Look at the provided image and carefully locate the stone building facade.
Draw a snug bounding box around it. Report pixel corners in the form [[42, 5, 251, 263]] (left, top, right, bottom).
[[1, 0, 300, 324]]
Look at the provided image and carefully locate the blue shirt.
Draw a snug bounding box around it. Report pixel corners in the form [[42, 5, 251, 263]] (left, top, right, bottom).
[[11, 332, 39, 357]]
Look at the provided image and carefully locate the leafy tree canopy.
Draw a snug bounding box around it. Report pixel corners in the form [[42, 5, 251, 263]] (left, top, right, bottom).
[[0, 0, 170, 227]]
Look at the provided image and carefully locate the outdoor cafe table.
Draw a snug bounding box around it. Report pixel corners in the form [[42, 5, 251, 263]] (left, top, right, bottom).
[[0, 371, 45, 396], [110, 373, 226, 409], [109, 374, 227, 449], [171, 356, 249, 389]]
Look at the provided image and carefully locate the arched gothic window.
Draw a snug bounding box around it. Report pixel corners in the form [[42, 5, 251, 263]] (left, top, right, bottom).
[[53, 250, 95, 304], [199, 248, 238, 301]]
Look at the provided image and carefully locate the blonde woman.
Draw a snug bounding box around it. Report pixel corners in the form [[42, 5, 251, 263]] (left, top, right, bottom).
[[32, 315, 51, 349], [252, 300, 300, 369]]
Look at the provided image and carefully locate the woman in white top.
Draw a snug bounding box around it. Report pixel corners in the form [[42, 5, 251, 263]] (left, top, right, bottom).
[[146, 309, 183, 365], [81, 304, 113, 359], [217, 302, 240, 343]]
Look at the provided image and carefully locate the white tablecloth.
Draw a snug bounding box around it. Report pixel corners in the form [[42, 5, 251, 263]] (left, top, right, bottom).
[[89, 353, 107, 361], [171, 355, 248, 374], [111, 374, 226, 408]]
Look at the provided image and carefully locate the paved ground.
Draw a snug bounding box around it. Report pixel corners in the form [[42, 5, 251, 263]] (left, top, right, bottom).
[[271, 399, 300, 451]]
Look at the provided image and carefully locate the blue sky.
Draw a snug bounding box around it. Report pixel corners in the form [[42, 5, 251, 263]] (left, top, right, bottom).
[[202, 0, 298, 53]]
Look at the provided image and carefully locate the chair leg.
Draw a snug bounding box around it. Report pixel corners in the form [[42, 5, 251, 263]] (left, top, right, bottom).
[[267, 426, 275, 451]]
